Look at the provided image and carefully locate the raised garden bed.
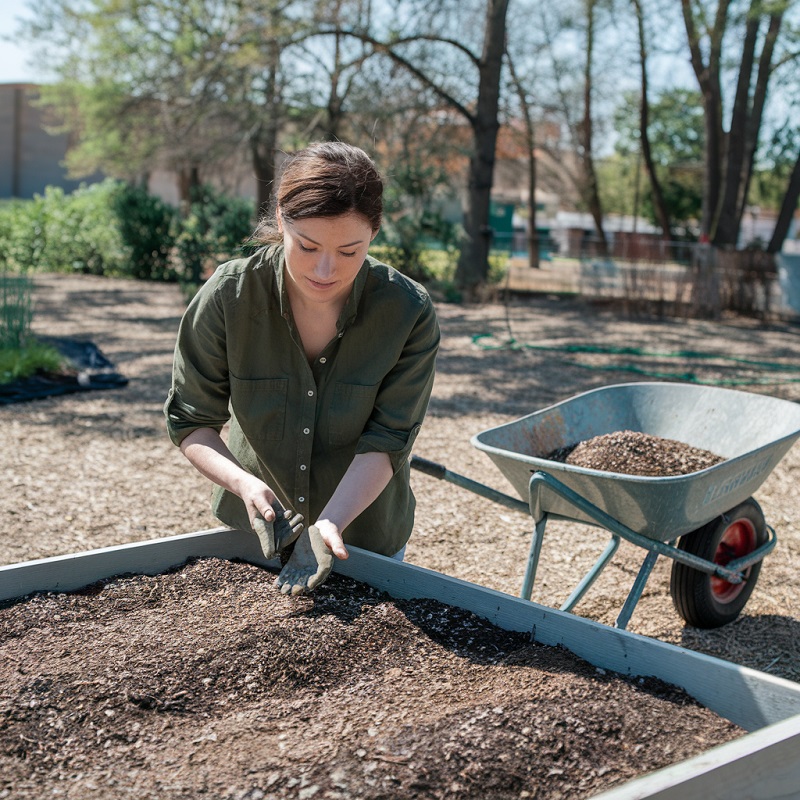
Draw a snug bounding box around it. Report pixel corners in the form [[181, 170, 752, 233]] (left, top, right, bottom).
[[3, 530, 800, 799]]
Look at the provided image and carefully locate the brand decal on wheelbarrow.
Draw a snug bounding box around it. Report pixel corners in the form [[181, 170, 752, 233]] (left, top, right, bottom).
[[702, 455, 772, 506]]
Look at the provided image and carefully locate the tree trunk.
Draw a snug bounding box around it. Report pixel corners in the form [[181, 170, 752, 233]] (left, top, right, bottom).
[[505, 50, 540, 269], [714, 8, 783, 246], [251, 31, 282, 217], [633, 0, 671, 240], [177, 165, 200, 208], [681, 0, 726, 241], [580, 0, 607, 256], [454, 0, 510, 297], [767, 150, 800, 254], [325, 22, 345, 141], [251, 132, 278, 214]]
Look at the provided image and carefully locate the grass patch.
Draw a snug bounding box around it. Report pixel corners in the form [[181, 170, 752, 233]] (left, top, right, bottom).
[[0, 341, 66, 385]]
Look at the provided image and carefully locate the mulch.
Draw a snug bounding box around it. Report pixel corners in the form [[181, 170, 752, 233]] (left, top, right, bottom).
[[0, 557, 742, 800], [549, 431, 724, 476]]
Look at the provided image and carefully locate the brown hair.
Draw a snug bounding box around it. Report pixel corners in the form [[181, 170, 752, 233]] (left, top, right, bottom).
[[255, 142, 383, 243]]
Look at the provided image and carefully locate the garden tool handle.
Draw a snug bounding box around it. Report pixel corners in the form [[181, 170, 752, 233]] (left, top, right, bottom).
[[410, 455, 447, 480]]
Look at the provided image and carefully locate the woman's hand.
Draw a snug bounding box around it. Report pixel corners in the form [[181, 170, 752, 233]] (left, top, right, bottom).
[[179, 428, 302, 557], [274, 519, 345, 595], [236, 472, 281, 528], [237, 474, 304, 559], [312, 518, 349, 560]]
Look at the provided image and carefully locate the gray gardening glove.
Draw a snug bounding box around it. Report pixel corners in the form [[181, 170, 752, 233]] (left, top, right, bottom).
[[252, 502, 304, 560], [275, 525, 334, 595]]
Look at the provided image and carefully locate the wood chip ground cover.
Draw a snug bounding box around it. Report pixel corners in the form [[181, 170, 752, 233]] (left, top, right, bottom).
[[0, 558, 742, 800]]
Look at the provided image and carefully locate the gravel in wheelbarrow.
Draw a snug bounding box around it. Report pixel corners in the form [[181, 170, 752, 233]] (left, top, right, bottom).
[[547, 430, 724, 477]]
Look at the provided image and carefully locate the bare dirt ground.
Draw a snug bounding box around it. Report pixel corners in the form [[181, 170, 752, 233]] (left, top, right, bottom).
[[1, 273, 799, 675]]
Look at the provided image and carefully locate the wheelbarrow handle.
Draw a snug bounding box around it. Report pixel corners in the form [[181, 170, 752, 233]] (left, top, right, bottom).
[[410, 455, 530, 514], [410, 455, 448, 479]]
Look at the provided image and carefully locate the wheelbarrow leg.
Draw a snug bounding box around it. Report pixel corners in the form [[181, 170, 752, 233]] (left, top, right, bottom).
[[521, 514, 548, 601], [615, 549, 661, 630], [560, 533, 621, 614]]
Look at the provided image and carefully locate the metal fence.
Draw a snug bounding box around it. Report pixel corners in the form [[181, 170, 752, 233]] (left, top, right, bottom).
[[491, 231, 784, 319]]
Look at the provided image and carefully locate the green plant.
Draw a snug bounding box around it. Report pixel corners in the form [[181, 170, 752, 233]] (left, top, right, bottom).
[[38, 182, 129, 275], [174, 185, 256, 286], [0, 269, 65, 384], [0, 197, 48, 273], [1, 182, 257, 287], [113, 183, 177, 281], [0, 271, 34, 349], [0, 341, 64, 385]]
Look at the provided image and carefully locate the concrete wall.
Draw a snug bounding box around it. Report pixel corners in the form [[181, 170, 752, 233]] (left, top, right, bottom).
[[0, 83, 101, 199]]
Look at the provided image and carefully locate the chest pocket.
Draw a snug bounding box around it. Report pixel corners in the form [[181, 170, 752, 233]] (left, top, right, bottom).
[[329, 381, 380, 446], [229, 376, 288, 442]]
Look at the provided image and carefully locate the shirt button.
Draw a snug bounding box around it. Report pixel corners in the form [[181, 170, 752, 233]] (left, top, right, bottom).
[[319, 357, 327, 364], [303, 427, 310, 435], [307, 390, 314, 397], [300, 464, 307, 471], [298, 496, 305, 503]]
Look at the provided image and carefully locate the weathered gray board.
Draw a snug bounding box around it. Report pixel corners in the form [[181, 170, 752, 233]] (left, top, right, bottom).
[[2, 527, 800, 800]]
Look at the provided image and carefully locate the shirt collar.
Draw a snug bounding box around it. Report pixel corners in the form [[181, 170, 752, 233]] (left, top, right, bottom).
[[338, 259, 369, 331]]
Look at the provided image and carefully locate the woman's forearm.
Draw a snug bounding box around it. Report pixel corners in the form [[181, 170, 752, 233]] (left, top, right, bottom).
[[318, 451, 393, 534], [180, 428, 248, 493]]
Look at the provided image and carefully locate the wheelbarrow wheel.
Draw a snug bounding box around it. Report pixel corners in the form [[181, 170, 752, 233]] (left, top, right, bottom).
[[670, 498, 767, 629]]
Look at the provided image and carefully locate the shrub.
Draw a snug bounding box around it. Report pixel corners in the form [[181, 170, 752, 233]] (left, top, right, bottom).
[[113, 184, 177, 281], [0, 181, 255, 287], [0, 181, 127, 275], [38, 182, 128, 275], [0, 197, 48, 273], [174, 185, 256, 286]]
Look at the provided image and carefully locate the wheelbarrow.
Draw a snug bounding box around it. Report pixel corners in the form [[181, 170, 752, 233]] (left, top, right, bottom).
[[411, 382, 800, 630]]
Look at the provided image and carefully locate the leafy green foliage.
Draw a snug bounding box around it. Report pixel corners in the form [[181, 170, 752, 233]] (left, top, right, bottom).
[[751, 125, 800, 212], [0, 270, 66, 385], [0, 199, 47, 276], [0, 272, 34, 349], [173, 185, 257, 286], [0, 181, 256, 287], [607, 88, 705, 233], [0, 181, 128, 275], [373, 160, 459, 283], [113, 184, 177, 281]]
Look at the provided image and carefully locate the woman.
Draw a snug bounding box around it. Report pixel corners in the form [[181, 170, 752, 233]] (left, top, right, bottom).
[[164, 142, 440, 595]]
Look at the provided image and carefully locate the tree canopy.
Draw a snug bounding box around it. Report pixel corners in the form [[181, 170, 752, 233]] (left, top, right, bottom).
[[15, 0, 800, 292]]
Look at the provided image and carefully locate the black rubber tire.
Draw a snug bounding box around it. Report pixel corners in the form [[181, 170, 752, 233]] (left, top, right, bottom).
[[670, 498, 767, 629]]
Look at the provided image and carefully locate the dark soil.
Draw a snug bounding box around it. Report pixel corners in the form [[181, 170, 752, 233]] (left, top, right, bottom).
[[548, 430, 724, 477], [0, 558, 742, 800]]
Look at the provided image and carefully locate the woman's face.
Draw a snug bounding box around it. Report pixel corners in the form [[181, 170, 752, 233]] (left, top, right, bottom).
[[279, 210, 376, 308]]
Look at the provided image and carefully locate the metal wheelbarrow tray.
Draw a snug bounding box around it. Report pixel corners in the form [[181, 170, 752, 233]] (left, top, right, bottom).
[[417, 382, 800, 629]]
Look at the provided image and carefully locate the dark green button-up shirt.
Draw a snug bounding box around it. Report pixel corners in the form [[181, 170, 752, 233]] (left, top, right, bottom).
[[165, 244, 439, 556]]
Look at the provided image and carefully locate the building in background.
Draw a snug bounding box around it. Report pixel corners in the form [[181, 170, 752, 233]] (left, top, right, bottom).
[[0, 83, 103, 199]]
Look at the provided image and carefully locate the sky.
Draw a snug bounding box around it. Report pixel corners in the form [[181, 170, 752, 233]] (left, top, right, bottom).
[[0, 0, 49, 84]]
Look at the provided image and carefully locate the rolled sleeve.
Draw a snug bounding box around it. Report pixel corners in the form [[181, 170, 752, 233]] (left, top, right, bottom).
[[164, 275, 232, 446]]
